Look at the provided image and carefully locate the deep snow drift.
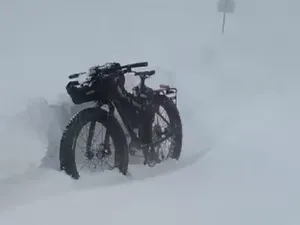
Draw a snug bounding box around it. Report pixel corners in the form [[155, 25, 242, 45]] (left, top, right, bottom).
[[0, 0, 300, 224]]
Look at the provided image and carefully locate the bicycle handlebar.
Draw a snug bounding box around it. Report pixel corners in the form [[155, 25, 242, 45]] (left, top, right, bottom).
[[68, 61, 149, 79]]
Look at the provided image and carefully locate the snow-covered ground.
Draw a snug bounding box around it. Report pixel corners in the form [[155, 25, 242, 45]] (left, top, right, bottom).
[[0, 0, 300, 224]]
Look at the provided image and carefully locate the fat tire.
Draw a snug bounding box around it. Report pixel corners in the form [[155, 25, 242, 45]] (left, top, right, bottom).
[[59, 107, 129, 179], [153, 95, 183, 160]]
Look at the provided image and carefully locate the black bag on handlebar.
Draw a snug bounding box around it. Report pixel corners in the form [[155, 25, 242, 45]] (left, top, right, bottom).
[[66, 71, 120, 105], [66, 80, 99, 105]]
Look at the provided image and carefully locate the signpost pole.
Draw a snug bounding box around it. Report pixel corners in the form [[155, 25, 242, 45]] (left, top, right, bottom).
[[222, 12, 226, 34], [217, 0, 235, 34]]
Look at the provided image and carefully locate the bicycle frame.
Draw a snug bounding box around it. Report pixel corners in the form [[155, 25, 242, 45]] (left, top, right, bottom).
[[105, 78, 177, 150]]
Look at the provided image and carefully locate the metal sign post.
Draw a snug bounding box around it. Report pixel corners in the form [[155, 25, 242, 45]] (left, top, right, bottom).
[[217, 0, 236, 34]]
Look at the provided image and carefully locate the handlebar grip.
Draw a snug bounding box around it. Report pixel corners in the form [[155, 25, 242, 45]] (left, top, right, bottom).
[[68, 72, 86, 79], [69, 74, 79, 79], [132, 62, 148, 68], [122, 62, 148, 69]]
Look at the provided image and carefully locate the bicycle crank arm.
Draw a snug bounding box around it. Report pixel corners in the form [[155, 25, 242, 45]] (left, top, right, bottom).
[[141, 131, 174, 149]]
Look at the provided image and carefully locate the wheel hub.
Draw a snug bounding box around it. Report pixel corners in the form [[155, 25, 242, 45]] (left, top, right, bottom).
[[96, 148, 112, 159], [85, 151, 94, 160], [85, 145, 112, 161]]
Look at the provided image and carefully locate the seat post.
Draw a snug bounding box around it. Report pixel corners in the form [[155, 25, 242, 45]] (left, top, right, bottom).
[[140, 76, 146, 93]]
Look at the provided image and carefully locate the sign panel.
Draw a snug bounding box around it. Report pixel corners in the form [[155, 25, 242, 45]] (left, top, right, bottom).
[[218, 0, 236, 13]]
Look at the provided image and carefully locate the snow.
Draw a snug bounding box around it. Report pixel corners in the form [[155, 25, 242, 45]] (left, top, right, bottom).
[[0, 0, 300, 224]]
